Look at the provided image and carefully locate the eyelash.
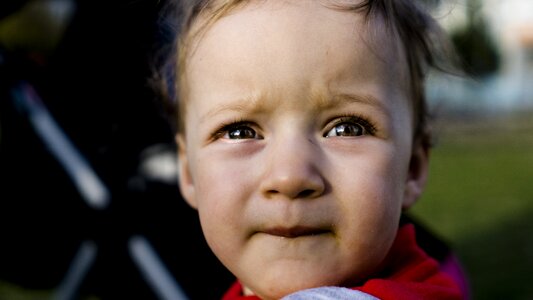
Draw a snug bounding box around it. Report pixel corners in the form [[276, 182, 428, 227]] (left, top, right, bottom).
[[325, 115, 377, 136], [211, 119, 259, 140]]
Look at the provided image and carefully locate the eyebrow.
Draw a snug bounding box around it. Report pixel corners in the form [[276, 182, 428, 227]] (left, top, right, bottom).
[[311, 92, 390, 117], [200, 91, 389, 121], [200, 92, 272, 122]]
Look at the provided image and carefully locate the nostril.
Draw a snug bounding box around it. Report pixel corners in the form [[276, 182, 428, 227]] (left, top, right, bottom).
[[297, 189, 316, 198], [267, 190, 279, 195]]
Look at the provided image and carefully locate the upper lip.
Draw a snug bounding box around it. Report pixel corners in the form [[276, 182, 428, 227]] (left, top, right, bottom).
[[260, 226, 330, 238]]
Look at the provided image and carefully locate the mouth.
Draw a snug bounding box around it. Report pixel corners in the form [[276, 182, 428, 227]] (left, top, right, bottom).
[[260, 226, 330, 238]]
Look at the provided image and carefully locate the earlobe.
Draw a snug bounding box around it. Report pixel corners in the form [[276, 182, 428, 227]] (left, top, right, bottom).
[[403, 138, 430, 210], [176, 134, 198, 209]]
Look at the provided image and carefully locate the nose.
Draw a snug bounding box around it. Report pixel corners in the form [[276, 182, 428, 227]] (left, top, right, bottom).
[[260, 138, 326, 200]]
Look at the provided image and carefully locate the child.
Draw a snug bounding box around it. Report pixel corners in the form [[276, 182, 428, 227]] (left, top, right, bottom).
[[161, 0, 463, 299]]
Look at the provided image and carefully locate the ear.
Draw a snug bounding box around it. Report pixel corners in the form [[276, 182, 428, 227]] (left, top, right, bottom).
[[402, 137, 430, 210], [176, 134, 198, 209]]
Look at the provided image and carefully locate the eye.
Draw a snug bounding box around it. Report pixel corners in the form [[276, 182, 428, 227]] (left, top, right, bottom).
[[325, 122, 364, 137], [324, 116, 376, 138], [214, 121, 262, 140], [226, 125, 258, 139]]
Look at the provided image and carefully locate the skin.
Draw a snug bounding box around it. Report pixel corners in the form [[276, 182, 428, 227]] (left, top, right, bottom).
[[177, 1, 429, 299]]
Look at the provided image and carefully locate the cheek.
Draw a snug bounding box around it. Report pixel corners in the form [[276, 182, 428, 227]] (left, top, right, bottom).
[[340, 144, 409, 202], [193, 151, 256, 207], [341, 169, 403, 233], [330, 156, 405, 283], [335, 145, 408, 237], [192, 154, 254, 261], [194, 157, 243, 224], [338, 156, 405, 266]]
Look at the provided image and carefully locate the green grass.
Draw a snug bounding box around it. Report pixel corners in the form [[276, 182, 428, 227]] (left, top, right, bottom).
[[410, 113, 533, 300], [0, 281, 53, 300], [0, 280, 101, 300]]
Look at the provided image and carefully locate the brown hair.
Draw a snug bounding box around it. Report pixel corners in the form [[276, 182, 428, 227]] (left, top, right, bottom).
[[156, 0, 457, 146]]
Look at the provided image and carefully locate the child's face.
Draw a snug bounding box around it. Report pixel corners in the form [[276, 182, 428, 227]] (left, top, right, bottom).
[[178, 1, 428, 299]]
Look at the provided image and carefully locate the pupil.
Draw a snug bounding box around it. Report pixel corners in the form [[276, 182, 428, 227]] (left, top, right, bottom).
[[230, 127, 254, 139], [337, 124, 361, 136]]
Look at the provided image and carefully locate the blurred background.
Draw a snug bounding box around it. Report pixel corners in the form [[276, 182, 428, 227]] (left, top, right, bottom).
[[411, 0, 533, 299], [0, 0, 531, 299], [0, 0, 234, 299]]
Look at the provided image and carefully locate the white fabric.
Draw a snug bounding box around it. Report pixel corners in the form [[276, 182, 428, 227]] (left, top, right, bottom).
[[281, 286, 380, 300]]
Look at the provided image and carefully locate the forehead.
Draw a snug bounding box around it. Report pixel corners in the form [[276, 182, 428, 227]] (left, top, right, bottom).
[[184, 0, 409, 112]]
